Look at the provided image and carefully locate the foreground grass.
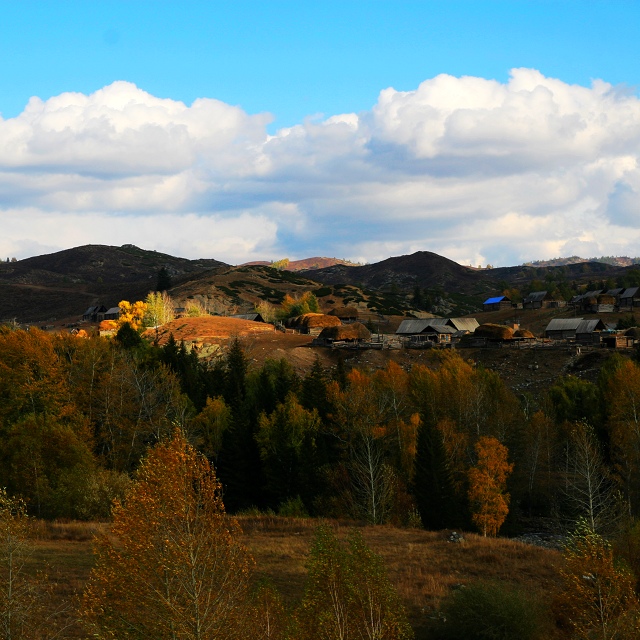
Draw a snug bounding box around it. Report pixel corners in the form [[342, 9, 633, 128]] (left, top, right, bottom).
[[24, 517, 564, 639]]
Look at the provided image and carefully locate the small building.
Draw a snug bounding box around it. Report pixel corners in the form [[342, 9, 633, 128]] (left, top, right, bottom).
[[575, 319, 607, 345], [620, 287, 640, 308], [523, 291, 567, 310], [408, 324, 456, 347], [104, 307, 120, 321], [606, 288, 625, 304], [82, 305, 107, 323], [545, 318, 584, 340], [602, 333, 635, 349], [427, 317, 480, 333], [577, 290, 603, 312], [482, 295, 512, 312], [584, 294, 616, 313]]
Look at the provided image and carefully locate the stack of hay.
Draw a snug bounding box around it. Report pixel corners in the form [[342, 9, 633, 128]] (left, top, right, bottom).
[[513, 328, 536, 339], [287, 313, 342, 333], [318, 322, 371, 342], [475, 323, 514, 340]]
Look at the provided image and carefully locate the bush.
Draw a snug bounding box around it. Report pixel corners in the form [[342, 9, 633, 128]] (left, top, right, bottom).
[[435, 580, 549, 640]]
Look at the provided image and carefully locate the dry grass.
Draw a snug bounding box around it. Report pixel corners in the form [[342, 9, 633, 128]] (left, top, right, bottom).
[[238, 517, 564, 638], [22, 517, 564, 639]]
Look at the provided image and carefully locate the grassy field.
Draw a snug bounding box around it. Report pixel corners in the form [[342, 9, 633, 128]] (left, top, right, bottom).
[[23, 517, 566, 639]]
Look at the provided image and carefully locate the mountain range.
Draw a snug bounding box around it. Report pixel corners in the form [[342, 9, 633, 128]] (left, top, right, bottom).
[[1, 244, 637, 323]]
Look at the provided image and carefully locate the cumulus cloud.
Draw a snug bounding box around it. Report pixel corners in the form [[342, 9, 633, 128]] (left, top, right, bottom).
[[2, 71, 640, 265]]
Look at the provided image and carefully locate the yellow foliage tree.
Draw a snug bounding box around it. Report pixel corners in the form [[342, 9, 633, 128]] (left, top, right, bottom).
[[558, 521, 640, 639], [467, 436, 513, 537], [81, 429, 254, 638], [116, 299, 147, 330]]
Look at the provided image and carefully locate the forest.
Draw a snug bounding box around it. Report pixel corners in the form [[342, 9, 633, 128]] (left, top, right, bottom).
[[3, 323, 640, 637]]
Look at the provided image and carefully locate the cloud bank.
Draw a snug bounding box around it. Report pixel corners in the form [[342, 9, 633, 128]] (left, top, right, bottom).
[[1, 69, 640, 266]]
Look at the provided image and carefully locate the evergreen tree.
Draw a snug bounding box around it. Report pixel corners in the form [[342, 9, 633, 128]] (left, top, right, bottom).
[[156, 266, 172, 292]]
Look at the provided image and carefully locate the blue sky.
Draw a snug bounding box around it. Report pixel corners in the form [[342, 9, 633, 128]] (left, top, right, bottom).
[[1, 1, 640, 265]]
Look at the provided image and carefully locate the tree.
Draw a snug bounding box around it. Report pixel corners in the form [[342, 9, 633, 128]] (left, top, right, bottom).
[[271, 258, 289, 271], [117, 300, 147, 331], [0, 488, 70, 638], [558, 521, 640, 640], [467, 436, 513, 537], [297, 525, 413, 640], [144, 291, 175, 329], [82, 429, 254, 638], [156, 267, 173, 292]]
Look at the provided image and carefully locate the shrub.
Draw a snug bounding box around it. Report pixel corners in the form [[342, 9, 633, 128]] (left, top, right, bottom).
[[435, 580, 550, 640]]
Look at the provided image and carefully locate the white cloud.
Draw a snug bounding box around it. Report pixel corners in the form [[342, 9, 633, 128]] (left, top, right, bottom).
[[2, 72, 640, 265]]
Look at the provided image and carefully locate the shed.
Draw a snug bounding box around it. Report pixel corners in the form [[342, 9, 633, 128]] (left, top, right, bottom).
[[483, 295, 512, 312], [620, 287, 640, 308], [82, 305, 107, 323], [575, 319, 607, 345], [104, 307, 120, 321], [545, 318, 584, 340], [408, 323, 456, 346], [427, 317, 480, 332], [523, 291, 551, 310]]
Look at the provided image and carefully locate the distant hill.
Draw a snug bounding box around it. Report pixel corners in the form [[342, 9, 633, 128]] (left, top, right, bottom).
[[241, 257, 360, 271], [522, 255, 640, 268], [301, 251, 496, 294], [0, 244, 227, 323], [5, 244, 640, 325]]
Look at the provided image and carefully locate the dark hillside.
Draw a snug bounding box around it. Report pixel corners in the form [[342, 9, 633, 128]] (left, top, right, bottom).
[[302, 250, 497, 294]]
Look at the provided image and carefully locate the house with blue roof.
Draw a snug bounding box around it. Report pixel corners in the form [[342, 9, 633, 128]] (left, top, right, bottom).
[[482, 295, 512, 312]]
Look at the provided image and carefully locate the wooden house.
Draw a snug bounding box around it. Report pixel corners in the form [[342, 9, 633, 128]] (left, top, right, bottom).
[[482, 295, 512, 311], [396, 319, 455, 345], [584, 293, 616, 313], [427, 317, 480, 332], [575, 319, 607, 345], [82, 305, 107, 323], [104, 307, 120, 321], [523, 291, 567, 310], [545, 318, 583, 340], [620, 287, 640, 308]]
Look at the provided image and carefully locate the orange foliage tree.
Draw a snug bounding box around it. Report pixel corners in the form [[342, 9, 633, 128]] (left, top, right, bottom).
[[82, 429, 254, 638], [467, 436, 513, 537]]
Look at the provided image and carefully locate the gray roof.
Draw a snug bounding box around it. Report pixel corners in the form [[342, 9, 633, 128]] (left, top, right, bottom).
[[576, 319, 606, 334], [545, 318, 584, 332], [105, 307, 120, 315], [621, 287, 640, 298], [607, 288, 624, 296], [582, 290, 603, 299], [524, 291, 548, 302], [427, 317, 479, 332], [396, 319, 455, 335]]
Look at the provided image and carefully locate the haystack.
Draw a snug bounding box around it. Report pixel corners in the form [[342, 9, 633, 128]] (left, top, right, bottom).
[[328, 306, 359, 319], [597, 294, 616, 305], [318, 322, 371, 342], [513, 328, 536, 339], [291, 313, 341, 330], [475, 323, 514, 340]]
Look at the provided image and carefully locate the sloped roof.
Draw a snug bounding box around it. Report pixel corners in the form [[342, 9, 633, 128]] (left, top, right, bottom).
[[545, 318, 583, 332], [621, 287, 640, 298], [607, 288, 624, 296], [427, 317, 479, 332], [396, 320, 455, 335], [483, 296, 509, 305], [576, 319, 606, 333], [105, 307, 120, 315], [524, 291, 549, 302]]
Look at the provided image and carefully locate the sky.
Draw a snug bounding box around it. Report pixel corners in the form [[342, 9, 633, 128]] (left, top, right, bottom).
[[2, 1, 640, 267]]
